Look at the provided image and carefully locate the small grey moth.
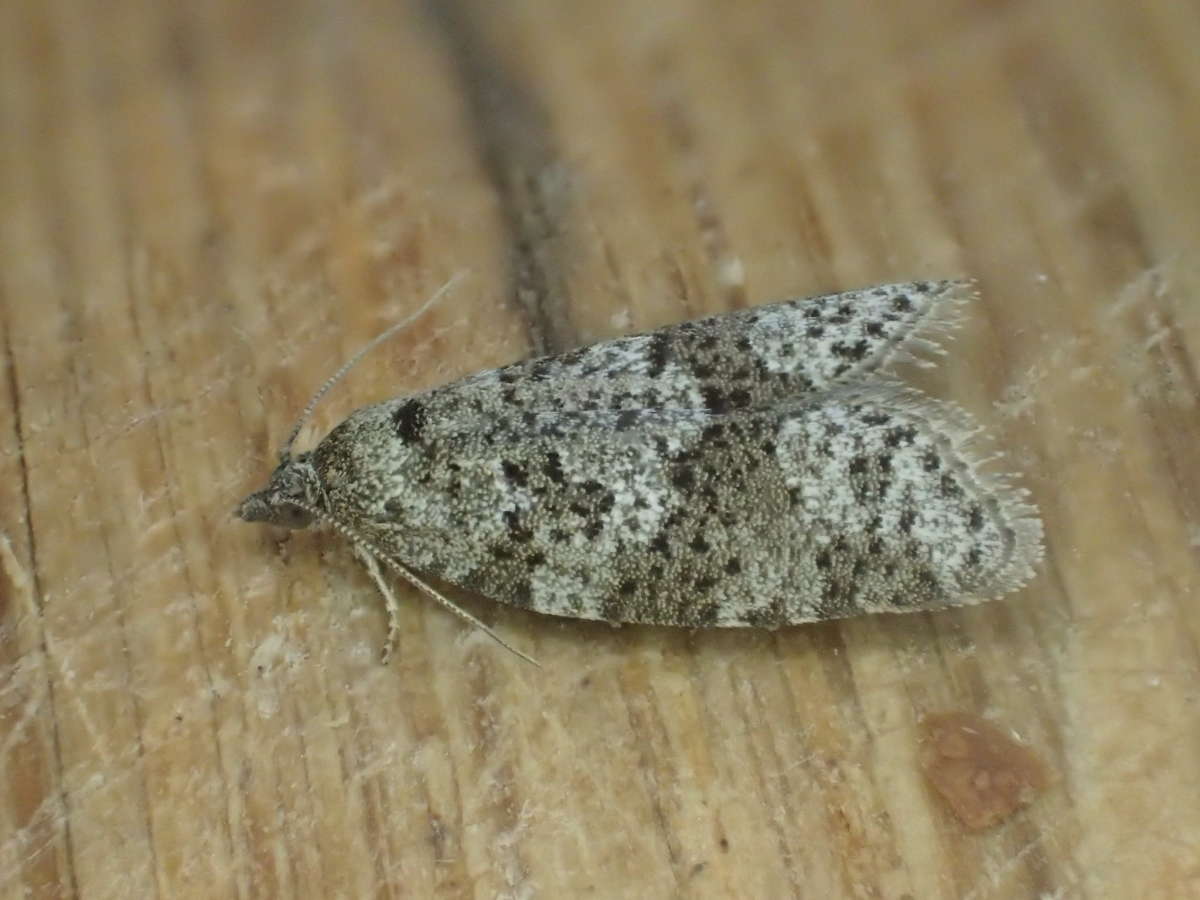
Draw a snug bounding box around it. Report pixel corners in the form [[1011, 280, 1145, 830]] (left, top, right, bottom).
[[238, 278, 1043, 663]]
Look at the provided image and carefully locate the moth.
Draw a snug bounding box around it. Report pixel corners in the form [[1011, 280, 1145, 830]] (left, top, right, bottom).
[[238, 277, 1043, 663]]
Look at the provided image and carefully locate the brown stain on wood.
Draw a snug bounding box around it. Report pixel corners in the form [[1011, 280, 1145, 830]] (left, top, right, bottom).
[[920, 711, 1050, 831]]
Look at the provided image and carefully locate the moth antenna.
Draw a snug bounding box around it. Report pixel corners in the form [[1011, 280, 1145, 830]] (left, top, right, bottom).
[[281, 270, 470, 460], [281, 495, 540, 667]]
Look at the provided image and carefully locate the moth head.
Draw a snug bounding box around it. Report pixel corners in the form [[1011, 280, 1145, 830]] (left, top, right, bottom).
[[236, 452, 322, 530]]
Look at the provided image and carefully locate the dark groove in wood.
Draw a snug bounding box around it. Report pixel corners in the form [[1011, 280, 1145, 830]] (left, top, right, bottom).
[[421, 0, 578, 355]]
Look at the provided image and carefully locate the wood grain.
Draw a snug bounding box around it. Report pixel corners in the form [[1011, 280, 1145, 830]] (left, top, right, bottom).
[[2, 0, 1198, 897]]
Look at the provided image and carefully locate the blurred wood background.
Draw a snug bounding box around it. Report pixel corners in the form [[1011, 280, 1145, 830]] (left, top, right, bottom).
[[2, 0, 1198, 897]]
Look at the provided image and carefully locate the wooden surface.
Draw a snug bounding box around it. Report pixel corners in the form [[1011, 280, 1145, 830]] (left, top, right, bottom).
[[2, 0, 1198, 897]]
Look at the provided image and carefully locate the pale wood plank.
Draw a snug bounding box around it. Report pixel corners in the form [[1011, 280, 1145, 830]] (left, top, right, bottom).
[[2, 0, 1198, 897]]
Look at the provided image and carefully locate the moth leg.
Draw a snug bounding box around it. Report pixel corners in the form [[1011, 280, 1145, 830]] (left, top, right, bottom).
[[356, 543, 542, 668], [354, 544, 403, 664], [298, 498, 540, 666]]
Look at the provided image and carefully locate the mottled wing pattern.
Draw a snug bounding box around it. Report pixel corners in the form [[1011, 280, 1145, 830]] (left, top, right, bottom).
[[398, 281, 971, 435], [314, 381, 1041, 628]]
